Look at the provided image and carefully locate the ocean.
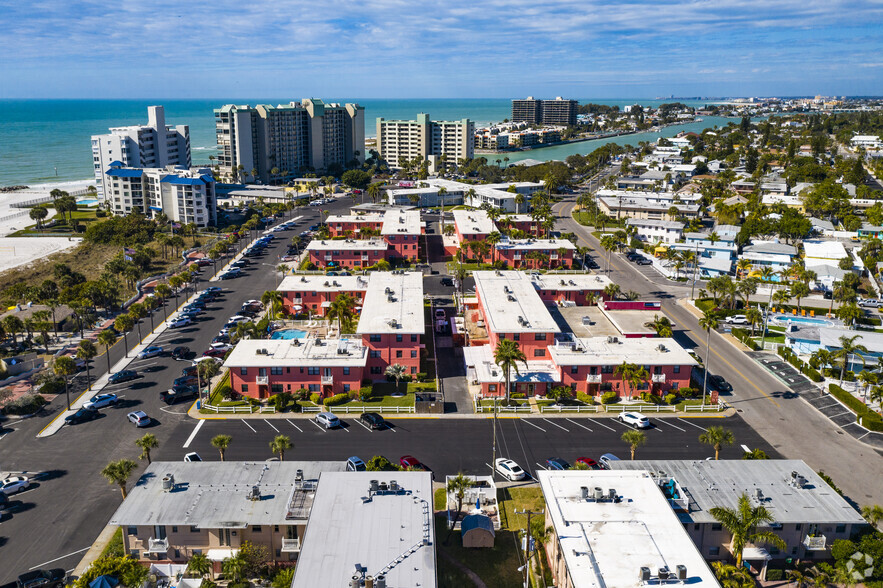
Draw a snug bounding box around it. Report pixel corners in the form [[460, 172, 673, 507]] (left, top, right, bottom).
[[0, 98, 721, 186]]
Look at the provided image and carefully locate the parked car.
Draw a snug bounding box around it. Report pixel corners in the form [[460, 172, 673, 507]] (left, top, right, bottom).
[[346, 456, 367, 472], [171, 346, 192, 360], [205, 286, 222, 294], [440, 277, 453, 287], [16, 569, 66, 588], [359, 412, 386, 430], [618, 412, 651, 429], [212, 334, 231, 344], [137, 346, 163, 359], [64, 407, 100, 425], [1, 475, 31, 495], [184, 452, 202, 462], [168, 317, 192, 329], [495, 458, 527, 481], [315, 413, 341, 429], [725, 314, 749, 325], [598, 453, 621, 469], [202, 348, 228, 358], [127, 411, 151, 427], [194, 258, 212, 267], [625, 252, 639, 261], [575, 457, 601, 470], [434, 308, 446, 320], [400, 455, 430, 473], [161, 385, 198, 405], [546, 457, 571, 470], [708, 374, 733, 392], [860, 298, 881, 308], [181, 365, 198, 378], [83, 393, 119, 410], [174, 375, 198, 387], [636, 258, 652, 266], [219, 270, 241, 279], [108, 369, 137, 384]]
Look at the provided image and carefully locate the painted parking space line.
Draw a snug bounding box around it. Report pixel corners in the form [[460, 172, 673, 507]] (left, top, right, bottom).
[[265, 419, 280, 433], [591, 419, 616, 432], [286, 419, 303, 432], [520, 419, 546, 433], [310, 419, 326, 432], [29, 546, 91, 570], [565, 418, 593, 432], [242, 420, 257, 433], [354, 419, 373, 432], [655, 419, 686, 432], [182, 419, 205, 448], [542, 419, 569, 432], [678, 418, 708, 431], [741, 444, 751, 453]]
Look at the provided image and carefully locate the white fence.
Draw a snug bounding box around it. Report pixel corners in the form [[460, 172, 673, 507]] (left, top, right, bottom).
[[328, 405, 415, 414], [604, 404, 677, 413], [539, 404, 599, 413], [473, 400, 531, 413], [201, 403, 276, 414], [683, 401, 728, 412]]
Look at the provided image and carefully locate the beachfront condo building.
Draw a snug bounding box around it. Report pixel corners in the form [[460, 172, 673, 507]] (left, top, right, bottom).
[[104, 163, 217, 227], [511, 97, 578, 126], [214, 99, 365, 183], [376, 113, 474, 172], [91, 106, 191, 199]]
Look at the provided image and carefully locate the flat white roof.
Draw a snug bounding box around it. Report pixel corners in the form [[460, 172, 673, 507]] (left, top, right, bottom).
[[306, 238, 389, 251], [278, 274, 369, 293], [547, 337, 697, 367], [464, 344, 558, 384], [530, 273, 613, 291], [380, 209, 422, 235], [325, 213, 384, 225], [356, 271, 425, 334], [626, 218, 686, 230], [496, 238, 576, 251], [453, 209, 497, 235], [473, 270, 560, 334], [803, 239, 848, 261], [292, 472, 436, 588], [223, 338, 368, 368], [538, 470, 719, 588]]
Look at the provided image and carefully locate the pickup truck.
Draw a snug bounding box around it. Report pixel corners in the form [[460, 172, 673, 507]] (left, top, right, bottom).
[[17, 570, 65, 588]]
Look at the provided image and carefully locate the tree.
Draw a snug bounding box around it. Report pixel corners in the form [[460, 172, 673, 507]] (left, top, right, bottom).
[[699, 426, 735, 460], [270, 434, 292, 461], [272, 568, 295, 588], [861, 504, 883, 528], [135, 433, 159, 464], [29, 206, 48, 232], [709, 493, 786, 567], [614, 362, 649, 401], [327, 292, 357, 333], [77, 339, 97, 389], [341, 169, 372, 191], [644, 314, 673, 337], [101, 458, 138, 499], [212, 434, 232, 461], [385, 363, 408, 396], [445, 473, 474, 543], [128, 302, 146, 342], [53, 355, 77, 410], [221, 552, 248, 583], [699, 310, 721, 405], [97, 329, 117, 374], [711, 561, 754, 588], [74, 555, 149, 588], [835, 302, 862, 328], [833, 334, 868, 382], [187, 552, 212, 579], [621, 429, 646, 460], [745, 307, 762, 337], [261, 290, 282, 320], [790, 281, 810, 312], [742, 448, 769, 460], [603, 282, 621, 301], [114, 314, 134, 356], [493, 339, 527, 403]]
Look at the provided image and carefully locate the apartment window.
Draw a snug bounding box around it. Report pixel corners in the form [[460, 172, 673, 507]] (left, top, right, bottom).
[[129, 549, 140, 558], [370, 350, 381, 358], [240, 367, 248, 375], [343, 384, 350, 392], [795, 523, 802, 530], [171, 526, 178, 533], [396, 350, 403, 358], [694, 524, 700, 530], [343, 367, 350, 375], [370, 334, 382, 342], [270, 367, 283, 375], [241, 384, 248, 393], [396, 334, 403, 342], [411, 334, 417, 342], [836, 524, 846, 533], [190, 526, 199, 533], [271, 384, 283, 394], [127, 526, 137, 536], [709, 547, 720, 557], [535, 333, 547, 341], [411, 367, 416, 374], [571, 366, 579, 374], [411, 350, 417, 358], [712, 523, 722, 531], [252, 526, 262, 533], [602, 365, 614, 374], [513, 333, 520, 341], [534, 349, 546, 357], [274, 526, 279, 533], [308, 384, 319, 392], [590, 367, 598, 375], [370, 366, 382, 374], [308, 367, 320, 376], [673, 365, 680, 373]]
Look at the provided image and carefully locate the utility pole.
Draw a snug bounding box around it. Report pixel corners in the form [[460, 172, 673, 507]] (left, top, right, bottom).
[[690, 242, 699, 299], [516, 508, 545, 588], [491, 394, 498, 480]]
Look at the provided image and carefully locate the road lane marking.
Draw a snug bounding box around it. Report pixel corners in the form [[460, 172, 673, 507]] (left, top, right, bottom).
[[182, 420, 205, 448], [678, 418, 708, 431], [520, 419, 546, 432], [542, 419, 569, 432], [286, 419, 303, 432], [29, 547, 91, 569], [741, 444, 751, 452], [565, 418, 593, 432], [656, 420, 686, 432], [242, 420, 257, 433], [265, 420, 280, 433]]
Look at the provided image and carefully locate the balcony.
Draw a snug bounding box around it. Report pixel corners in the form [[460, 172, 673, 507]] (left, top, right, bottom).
[[550, 254, 559, 260], [256, 376, 269, 385], [586, 374, 602, 384], [292, 298, 303, 304], [321, 375, 334, 385], [147, 538, 170, 553], [803, 535, 827, 550], [281, 538, 301, 552], [652, 374, 666, 383]]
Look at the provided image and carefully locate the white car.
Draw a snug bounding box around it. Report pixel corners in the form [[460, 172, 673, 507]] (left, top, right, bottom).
[[618, 412, 651, 429], [495, 458, 527, 481], [137, 346, 163, 359], [127, 411, 151, 427], [184, 452, 202, 462], [228, 315, 249, 324], [83, 393, 119, 410], [725, 315, 749, 325], [0, 475, 31, 495], [168, 317, 192, 329], [315, 413, 341, 429], [860, 299, 881, 308], [210, 342, 233, 351]]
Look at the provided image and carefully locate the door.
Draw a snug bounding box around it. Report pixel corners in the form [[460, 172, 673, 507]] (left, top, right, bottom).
[[154, 525, 167, 540]]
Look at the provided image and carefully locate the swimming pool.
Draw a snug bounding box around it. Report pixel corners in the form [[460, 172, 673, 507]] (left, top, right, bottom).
[[772, 316, 834, 327], [271, 329, 308, 340], [77, 198, 100, 206]]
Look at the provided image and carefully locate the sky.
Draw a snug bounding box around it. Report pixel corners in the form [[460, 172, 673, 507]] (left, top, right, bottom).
[[1, 0, 882, 99]]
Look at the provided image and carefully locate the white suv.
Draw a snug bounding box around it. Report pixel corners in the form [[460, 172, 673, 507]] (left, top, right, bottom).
[[315, 413, 340, 429], [725, 315, 749, 325], [618, 412, 650, 429]]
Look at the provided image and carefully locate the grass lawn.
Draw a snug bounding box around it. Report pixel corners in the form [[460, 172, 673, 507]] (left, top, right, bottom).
[[753, 334, 785, 344], [675, 397, 723, 411], [9, 205, 103, 237], [100, 527, 125, 558]]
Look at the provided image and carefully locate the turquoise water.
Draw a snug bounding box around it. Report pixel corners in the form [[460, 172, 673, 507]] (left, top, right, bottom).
[[772, 316, 834, 326], [0, 98, 719, 186], [271, 329, 308, 340], [77, 198, 99, 205]]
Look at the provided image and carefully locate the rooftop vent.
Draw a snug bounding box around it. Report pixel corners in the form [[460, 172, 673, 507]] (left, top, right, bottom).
[[676, 565, 687, 580], [161, 474, 175, 492], [387, 319, 398, 328], [607, 336, 619, 344], [248, 484, 261, 501], [656, 344, 667, 352], [507, 294, 516, 302]]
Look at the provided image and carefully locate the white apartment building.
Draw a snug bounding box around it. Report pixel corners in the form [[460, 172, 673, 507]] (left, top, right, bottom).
[[104, 163, 216, 226], [91, 106, 190, 199], [214, 99, 365, 183], [376, 113, 474, 170], [626, 218, 685, 244]]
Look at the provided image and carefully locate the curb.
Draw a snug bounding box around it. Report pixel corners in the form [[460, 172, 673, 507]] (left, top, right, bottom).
[[73, 524, 119, 577]]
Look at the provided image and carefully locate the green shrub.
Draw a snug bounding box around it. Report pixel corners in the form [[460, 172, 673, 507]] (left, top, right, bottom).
[[511, 393, 526, 399], [829, 384, 866, 413], [95, 209, 108, 218], [843, 370, 855, 382], [861, 413, 883, 432], [600, 391, 619, 404], [294, 388, 310, 401], [664, 393, 678, 405], [830, 539, 857, 562], [765, 569, 783, 581], [3, 393, 46, 415], [309, 393, 320, 404], [218, 385, 235, 400], [803, 367, 823, 382], [415, 372, 428, 382], [323, 393, 350, 407], [678, 387, 698, 398], [576, 392, 594, 404]]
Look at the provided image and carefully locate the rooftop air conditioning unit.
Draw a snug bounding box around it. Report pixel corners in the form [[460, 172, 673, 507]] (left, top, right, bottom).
[[607, 336, 618, 344], [508, 294, 516, 302], [656, 344, 667, 352], [249, 485, 261, 501], [388, 319, 398, 328]]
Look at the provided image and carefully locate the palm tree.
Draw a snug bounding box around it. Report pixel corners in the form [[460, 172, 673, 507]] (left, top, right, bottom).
[[186, 552, 212, 579], [711, 562, 754, 588], [614, 362, 649, 401], [135, 433, 159, 464], [76, 339, 97, 389], [857, 369, 878, 401], [745, 308, 762, 337], [128, 303, 146, 341], [493, 339, 527, 403], [97, 329, 117, 374], [212, 434, 232, 461], [742, 448, 769, 460], [644, 314, 673, 337], [221, 552, 248, 583], [276, 263, 290, 286], [621, 429, 646, 460], [699, 426, 735, 460], [114, 314, 134, 357], [709, 493, 786, 568], [327, 292, 358, 333], [833, 334, 868, 383], [600, 234, 618, 273], [699, 310, 720, 405], [444, 473, 474, 543], [385, 363, 408, 396], [261, 290, 282, 321], [486, 231, 502, 264], [53, 356, 77, 410], [861, 504, 883, 528], [736, 258, 752, 280], [101, 458, 138, 499], [270, 434, 292, 461], [836, 302, 863, 328], [603, 283, 621, 301]]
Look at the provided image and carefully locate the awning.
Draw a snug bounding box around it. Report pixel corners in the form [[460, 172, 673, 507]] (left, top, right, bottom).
[[291, 304, 303, 311], [206, 548, 239, 562], [321, 301, 332, 307], [742, 547, 771, 561]]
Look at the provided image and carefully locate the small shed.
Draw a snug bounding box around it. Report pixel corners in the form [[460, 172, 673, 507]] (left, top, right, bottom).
[[461, 513, 495, 548]]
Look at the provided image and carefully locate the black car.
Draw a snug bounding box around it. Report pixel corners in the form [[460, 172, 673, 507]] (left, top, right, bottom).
[[161, 385, 199, 405], [625, 252, 639, 261], [181, 365, 198, 378], [440, 277, 453, 287], [212, 334, 231, 344], [108, 369, 137, 384], [171, 346, 191, 360], [708, 374, 733, 392], [17, 569, 66, 588], [174, 376, 198, 387], [64, 407, 100, 425], [359, 412, 386, 429]]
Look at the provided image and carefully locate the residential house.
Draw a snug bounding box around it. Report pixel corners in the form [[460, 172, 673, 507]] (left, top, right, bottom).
[[626, 218, 685, 244]]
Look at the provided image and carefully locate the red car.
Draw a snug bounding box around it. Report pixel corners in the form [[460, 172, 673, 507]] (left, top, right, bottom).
[[202, 348, 228, 358], [575, 457, 601, 470], [400, 456, 432, 478]]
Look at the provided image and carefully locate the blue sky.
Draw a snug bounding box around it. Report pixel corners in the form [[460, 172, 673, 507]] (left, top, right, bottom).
[[2, 0, 882, 98]]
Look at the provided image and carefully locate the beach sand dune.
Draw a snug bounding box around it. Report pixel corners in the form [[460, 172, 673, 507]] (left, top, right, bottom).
[[0, 237, 82, 274]]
